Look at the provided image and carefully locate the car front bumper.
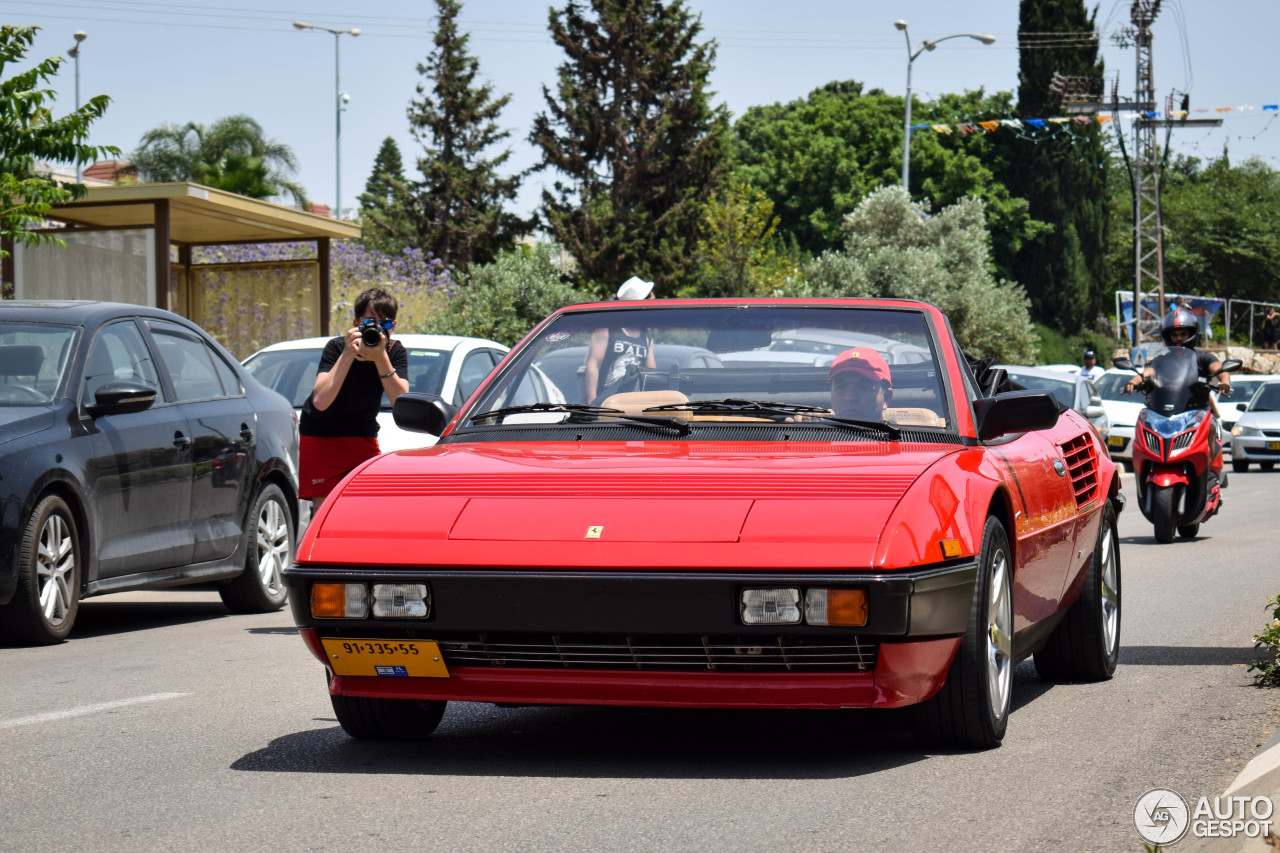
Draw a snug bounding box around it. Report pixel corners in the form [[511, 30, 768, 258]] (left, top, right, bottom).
[[1231, 433, 1280, 461], [1107, 425, 1134, 462], [286, 563, 977, 709]]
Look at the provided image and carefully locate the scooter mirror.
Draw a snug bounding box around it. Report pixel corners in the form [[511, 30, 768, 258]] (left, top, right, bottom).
[[1218, 358, 1243, 374], [1112, 357, 1135, 371]]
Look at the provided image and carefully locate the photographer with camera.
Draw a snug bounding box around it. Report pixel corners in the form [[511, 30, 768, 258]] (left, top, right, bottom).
[[298, 287, 409, 510]]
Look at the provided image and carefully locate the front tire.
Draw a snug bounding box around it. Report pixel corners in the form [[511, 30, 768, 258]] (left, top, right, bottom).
[[1262, 462, 1275, 472], [331, 694, 447, 741], [1177, 522, 1200, 539], [219, 483, 293, 613], [1034, 503, 1121, 681], [1233, 459, 1249, 473], [0, 494, 81, 645], [910, 516, 1012, 749], [1151, 485, 1176, 544]]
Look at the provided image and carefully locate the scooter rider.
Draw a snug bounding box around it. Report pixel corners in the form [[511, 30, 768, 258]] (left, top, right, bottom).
[[1124, 305, 1232, 493], [1124, 305, 1233, 404]]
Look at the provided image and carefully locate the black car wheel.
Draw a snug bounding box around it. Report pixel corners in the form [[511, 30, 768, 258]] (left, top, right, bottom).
[[1233, 459, 1250, 473], [910, 516, 1012, 750], [1034, 502, 1121, 681], [331, 694, 447, 741], [1262, 462, 1275, 472], [1, 495, 81, 645], [219, 483, 293, 613]]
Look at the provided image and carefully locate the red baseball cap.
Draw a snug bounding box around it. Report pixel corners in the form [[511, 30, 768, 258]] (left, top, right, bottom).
[[828, 347, 891, 385]]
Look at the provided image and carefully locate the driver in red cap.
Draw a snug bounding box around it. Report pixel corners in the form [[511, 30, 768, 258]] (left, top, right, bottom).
[[827, 346, 893, 419]]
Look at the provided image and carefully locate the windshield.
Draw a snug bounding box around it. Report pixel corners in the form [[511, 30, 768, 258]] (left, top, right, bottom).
[[1229, 377, 1269, 404], [0, 322, 79, 406], [1249, 382, 1280, 412], [1094, 372, 1132, 401], [463, 305, 949, 435], [1004, 371, 1076, 410], [244, 345, 450, 408]]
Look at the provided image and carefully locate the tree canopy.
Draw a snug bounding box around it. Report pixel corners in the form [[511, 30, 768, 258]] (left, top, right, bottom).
[[1002, 0, 1110, 333], [800, 186, 1039, 364], [357, 137, 417, 255], [130, 114, 306, 205], [403, 0, 529, 271], [530, 0, 731, 294], [730, 82, 1044, 280], [0, 24, 117, 259]]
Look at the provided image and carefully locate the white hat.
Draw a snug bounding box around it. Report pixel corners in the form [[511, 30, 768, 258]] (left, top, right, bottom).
[[616, 275, 654, 301]]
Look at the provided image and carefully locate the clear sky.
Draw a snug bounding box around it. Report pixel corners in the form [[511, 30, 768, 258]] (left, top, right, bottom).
[[8, 0, 1279, 218]]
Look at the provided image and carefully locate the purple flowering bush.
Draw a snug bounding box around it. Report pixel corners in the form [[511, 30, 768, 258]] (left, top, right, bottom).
[[189, 240, 453, 357]]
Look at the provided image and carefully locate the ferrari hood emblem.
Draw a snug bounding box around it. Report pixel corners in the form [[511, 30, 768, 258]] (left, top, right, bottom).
[[585, 526, 604, 539]]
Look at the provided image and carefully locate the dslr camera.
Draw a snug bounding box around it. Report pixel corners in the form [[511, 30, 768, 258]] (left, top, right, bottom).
[[359, 318, 385, 347]]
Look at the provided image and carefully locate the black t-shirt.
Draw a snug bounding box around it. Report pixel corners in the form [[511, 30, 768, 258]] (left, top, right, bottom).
[[299, 336, 408, 437]]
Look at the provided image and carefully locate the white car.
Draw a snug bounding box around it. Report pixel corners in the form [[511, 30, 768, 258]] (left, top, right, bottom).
[[1092, 368, 1144, 468], [242, 334, 564, 452], [998, 364, 1110, 444]]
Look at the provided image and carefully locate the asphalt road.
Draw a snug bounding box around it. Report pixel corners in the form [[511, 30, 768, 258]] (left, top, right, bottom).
[[2, 469, 1278, 853]]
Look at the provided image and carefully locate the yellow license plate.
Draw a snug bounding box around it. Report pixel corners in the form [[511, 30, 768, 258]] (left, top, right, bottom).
[[1108, 435, 1125, 447], [1269, 441, 1280, 451], [320, 638, 450, 678]]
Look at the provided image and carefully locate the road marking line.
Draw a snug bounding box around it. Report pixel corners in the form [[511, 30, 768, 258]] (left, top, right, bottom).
[[0, 692, 191, 729]]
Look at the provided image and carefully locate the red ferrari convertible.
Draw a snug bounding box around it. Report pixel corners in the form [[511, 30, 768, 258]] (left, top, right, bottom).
[[285, 299, 1123, 749]]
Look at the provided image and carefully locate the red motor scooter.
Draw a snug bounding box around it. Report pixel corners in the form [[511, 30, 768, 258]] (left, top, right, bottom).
[[1114, 348, 1242, 543]]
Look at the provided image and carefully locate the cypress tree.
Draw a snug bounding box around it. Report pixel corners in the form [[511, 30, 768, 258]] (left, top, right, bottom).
[[357, 137, 417, 254], [530, 0, 731, 294], [1007, 0, 1110, 333], [405, 0, 529, 271]]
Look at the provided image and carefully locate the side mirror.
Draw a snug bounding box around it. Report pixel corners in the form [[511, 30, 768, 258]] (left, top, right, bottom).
[[86, 380, 157, 416], [1217, 358, 1243, 375], [1085, 404, 1106, 420], [392, 393, 456, 436], [1112, 357, 1135, 372], [1235, 402, 1247, 412], [973, 391, 1060, 441]]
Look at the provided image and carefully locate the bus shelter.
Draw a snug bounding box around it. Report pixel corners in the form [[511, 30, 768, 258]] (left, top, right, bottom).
[[4, 183, 361, 358]]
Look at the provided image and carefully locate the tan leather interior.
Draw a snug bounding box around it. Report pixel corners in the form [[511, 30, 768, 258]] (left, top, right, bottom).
[[883, 407, 946, 427], [600, 390, 691, 417]]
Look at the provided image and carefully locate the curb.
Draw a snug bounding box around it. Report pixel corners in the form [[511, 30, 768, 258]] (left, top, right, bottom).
[[1177, 729, 1280, 852]]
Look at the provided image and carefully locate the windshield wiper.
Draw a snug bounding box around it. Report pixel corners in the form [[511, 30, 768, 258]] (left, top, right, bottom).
[[643, 398, 899, 437], [468, 402, 691, 435]]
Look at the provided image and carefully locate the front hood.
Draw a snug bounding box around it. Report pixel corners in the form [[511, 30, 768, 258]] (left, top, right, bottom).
[[303, 440, 963, 567], [0, 407, 54, 446]]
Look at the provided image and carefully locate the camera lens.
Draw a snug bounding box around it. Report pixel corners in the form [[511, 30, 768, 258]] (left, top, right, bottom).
[[360, 321, 383, 347]]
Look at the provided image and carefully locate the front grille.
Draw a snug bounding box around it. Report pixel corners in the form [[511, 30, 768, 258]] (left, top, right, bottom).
[[435, 632, 879, 673], [1143, 430, 1162, 454]]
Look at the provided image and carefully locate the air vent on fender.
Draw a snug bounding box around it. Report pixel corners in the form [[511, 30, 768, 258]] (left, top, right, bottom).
[[1059, 434, 1099, 507]]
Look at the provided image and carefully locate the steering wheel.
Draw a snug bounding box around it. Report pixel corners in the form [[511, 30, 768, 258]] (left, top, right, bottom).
[[0, 384, 45, 402]]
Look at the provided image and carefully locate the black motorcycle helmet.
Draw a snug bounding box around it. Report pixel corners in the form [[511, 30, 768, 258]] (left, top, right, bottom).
[[1160, 305, 1200, 348]]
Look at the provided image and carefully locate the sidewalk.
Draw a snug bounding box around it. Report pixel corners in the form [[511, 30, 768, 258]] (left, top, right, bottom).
[[1180, 728, 1280, 851]]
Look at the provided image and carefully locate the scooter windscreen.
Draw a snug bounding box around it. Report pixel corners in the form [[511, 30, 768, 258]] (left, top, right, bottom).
[[1144, 347, 1203, 415]]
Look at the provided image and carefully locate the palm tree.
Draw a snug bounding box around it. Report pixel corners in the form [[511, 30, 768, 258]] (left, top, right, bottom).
[[131, 115, 307, 206]]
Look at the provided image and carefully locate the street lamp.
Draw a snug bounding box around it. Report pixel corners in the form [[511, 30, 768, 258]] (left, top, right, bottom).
[[67, 30, 86, 182], [895, 20, 994, 192], [293, 21, 360, 218]]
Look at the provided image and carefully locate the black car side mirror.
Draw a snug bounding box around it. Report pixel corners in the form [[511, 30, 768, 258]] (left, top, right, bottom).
[[392, 393, 456, 436], [973, 391, 1061, 441], [86, 380, 157, 416]]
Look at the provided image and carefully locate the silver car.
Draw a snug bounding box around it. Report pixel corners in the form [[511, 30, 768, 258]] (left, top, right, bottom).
[[1230, 380, 1280, 472], [999, 365, 1110, 444]]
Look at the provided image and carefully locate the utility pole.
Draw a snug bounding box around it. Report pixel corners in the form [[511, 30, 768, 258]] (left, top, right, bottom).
[[1060, 0, 1220, 345]]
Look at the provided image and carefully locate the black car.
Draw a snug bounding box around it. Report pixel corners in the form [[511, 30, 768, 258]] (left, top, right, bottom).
[[0, 301, 300, 645]]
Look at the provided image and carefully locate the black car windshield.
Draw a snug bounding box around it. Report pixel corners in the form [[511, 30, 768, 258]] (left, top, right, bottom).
[[0, 322, 79, 405], [463, 305, 948, 434]]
